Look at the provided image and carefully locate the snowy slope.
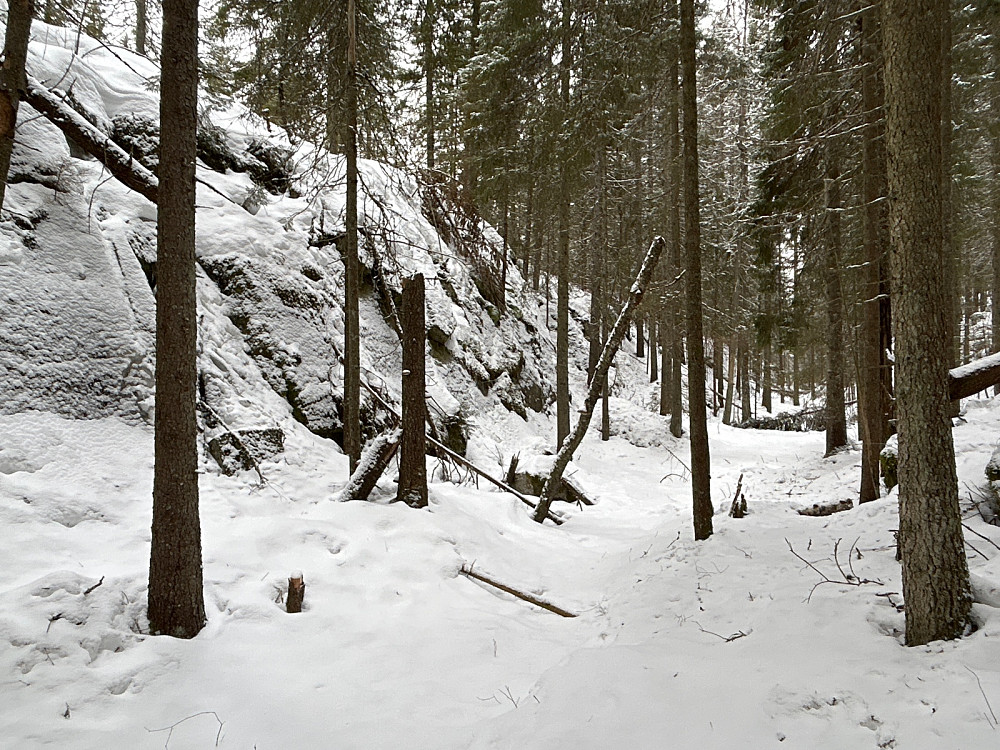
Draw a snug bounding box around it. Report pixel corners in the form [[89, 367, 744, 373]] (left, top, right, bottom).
[[1, 16, 556, 454]]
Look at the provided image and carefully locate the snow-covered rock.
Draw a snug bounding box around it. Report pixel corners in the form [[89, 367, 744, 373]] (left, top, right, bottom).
[[1, 17, 555, 456]]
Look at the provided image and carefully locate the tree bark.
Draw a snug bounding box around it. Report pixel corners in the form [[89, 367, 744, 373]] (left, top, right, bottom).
[[398, 275, 428, 508], [424, 0, 435, 171], [883, 0, 971, 646], [681, 0, 712, 541], [343, 0, 362, 473], [666, 0, 684, 439], [148, 0, 205, 640], [0, 0, 34, 213]]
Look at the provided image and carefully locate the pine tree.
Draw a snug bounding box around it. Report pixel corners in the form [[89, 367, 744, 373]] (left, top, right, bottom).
[[148, 0, 206, 640], [0, 0, 34, 213], [883, 0, 971, 646]]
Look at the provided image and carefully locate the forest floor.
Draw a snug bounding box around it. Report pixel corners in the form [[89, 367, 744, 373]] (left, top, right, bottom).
[[2, 380, 1000, 749]]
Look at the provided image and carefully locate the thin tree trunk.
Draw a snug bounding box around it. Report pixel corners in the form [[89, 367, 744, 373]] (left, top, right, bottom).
[[681, 0, 712, 541], [534, 238, 664, 522], [666, 0, 684, 439], [858, 1, 891, 503], [136, 0, 147, 55], [0, 0, 33, 213], [650, 318, 658, 382], [722, 338, 736, 425], [148, 0, 205, 640], [424, 0, 435, 171], [555, 0, 571, 449], [343, 0, 361, 473], [825, 153, 849, 456], [883, 0, 971, 646]]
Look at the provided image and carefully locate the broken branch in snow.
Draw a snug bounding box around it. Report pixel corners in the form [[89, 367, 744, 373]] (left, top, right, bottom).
[[82, 576, 104, 596], [146, 711, 224, 749], [459, 565, 576, 618], [286, 573, 305, 614], [24, 74, 159, 203], [337, 427, 401, 502], [695, 621, 750, 642], [785, 537, 883, 602], [729, 473, 747, 518], [533, 237, 666, 523]]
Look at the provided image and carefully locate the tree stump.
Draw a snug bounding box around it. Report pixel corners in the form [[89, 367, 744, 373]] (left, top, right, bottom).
[[398, 273, 428, 508], [287, 573, 305, 614]]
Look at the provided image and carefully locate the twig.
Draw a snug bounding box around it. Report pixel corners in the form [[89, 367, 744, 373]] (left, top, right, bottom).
[[83, 576, 104, 596], [695, 621, 750, 642], [146, 711, 224, 749], [785, 538, 883, 602], [965, 665, 998, 730], [963, 523, 1000, 552]]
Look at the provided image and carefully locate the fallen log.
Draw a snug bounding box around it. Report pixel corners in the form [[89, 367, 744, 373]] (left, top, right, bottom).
[[533, 237, 666, 523], [24, 74, 158, 203], [337, 427, 401, 502], [949, 352, 1000, 401], [459, 565, 576, 617]]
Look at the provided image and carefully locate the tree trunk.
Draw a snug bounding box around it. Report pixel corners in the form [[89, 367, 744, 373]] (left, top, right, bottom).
[[555, 0, 571, 449], [148, 0, 205, 640], [858, 1, 892, 503], [991, 19, 1000, 359], [666, 0, 684, 439], [681, 0, 712, 541], [739, 335, 751, 423], [824, 153, 849, 456], [660, 314, 670, 415], [589, 143, 607, 383], [424, 0, 435, 171], [136, 0, 147, 55], [398, 275, 428, 508], [883, 0, 971, 646], [636, 316, 645, 359], [0, 0, 33, 213], [649, 318, 658, 382], [722, 338, 736, 425], [343, 0, 362, 473]]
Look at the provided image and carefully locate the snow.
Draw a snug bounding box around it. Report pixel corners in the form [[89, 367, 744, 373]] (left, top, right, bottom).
[[4, 392, 1000, 748], [4, 13, 1000, 750]]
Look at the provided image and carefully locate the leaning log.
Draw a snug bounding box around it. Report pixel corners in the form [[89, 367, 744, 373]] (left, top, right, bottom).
[[337, 427, 401, 502], [24, 74, 159, 203], [948, 352, 1000, 401], [533, 237, 666, 523]]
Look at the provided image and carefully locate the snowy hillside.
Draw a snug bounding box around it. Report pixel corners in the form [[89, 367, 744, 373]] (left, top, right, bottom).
[[4, 14, 1000, 750], [1, 18, 556, 458]]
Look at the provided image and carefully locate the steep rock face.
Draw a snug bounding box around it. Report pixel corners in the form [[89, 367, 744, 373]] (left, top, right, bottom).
[[0, 19, 555, 456]]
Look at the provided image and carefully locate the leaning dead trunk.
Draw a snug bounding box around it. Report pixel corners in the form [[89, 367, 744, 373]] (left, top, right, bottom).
[[533, 237, 665, 523]]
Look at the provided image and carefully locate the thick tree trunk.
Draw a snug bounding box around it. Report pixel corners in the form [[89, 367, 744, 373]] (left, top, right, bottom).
[[534, 238, 664, 523], [0, 0, 34, 213], [148, 0, 205, 640], [824, 154, 849, 456], [681, 0, 712, 541], [883, 0, 971, 646], [589, 143, 607, 383], [343, 0, 361, 473], [398, 275, 428, 508]]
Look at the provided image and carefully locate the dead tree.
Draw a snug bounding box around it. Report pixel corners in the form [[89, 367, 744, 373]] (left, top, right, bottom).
[[397, 273, 428, 508], [533, 237, 665, 523]]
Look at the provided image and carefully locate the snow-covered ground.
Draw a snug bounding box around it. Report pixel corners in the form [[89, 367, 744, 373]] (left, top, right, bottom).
[[3, 389, 1000, 749]]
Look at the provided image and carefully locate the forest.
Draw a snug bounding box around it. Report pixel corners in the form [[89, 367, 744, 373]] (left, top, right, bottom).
[[2, 0, 1000, 747]]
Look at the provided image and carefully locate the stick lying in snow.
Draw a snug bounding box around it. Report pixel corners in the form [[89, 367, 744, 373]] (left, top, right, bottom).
[[533, 237, 667, 523], [337, 428, 401, 501], [24, 74, 159, 203], [459, 565, 576, 618]]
